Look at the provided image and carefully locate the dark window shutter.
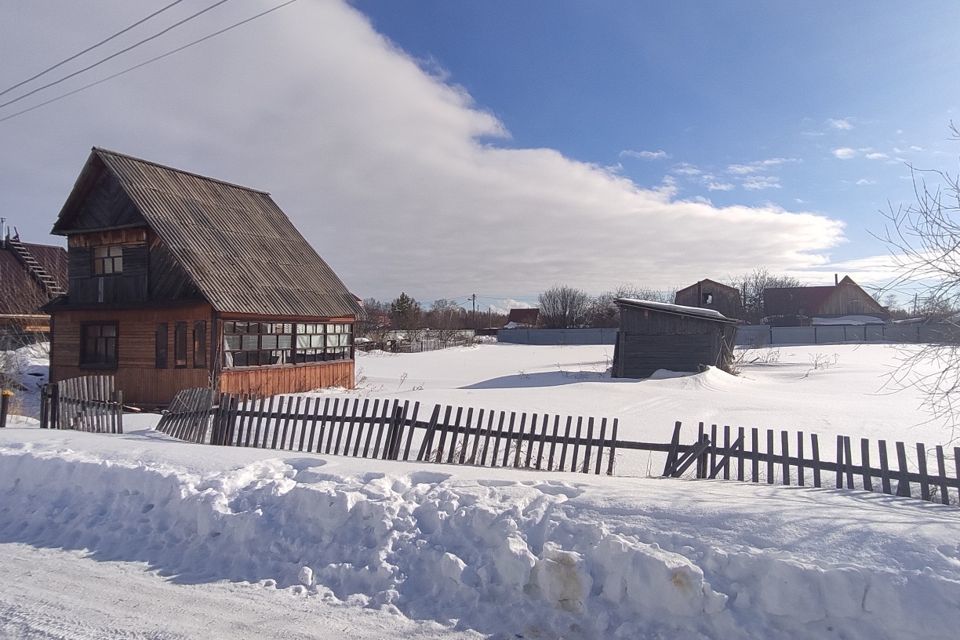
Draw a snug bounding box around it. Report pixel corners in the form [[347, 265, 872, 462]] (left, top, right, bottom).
[[174, 322, 187, 368], [193, 321, 207, 368], [155, 323, 168, 369]]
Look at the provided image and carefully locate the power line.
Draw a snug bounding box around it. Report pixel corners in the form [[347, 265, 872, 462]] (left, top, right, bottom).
[[0, 0, 300, 125], [0, 0, 233, 111], [0, 0, 186, 98]]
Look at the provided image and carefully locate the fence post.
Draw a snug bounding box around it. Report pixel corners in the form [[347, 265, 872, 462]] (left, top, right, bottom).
[[0, 390, 10, 428], [51, 384, 60, 430], [115, 390, 124, 434]]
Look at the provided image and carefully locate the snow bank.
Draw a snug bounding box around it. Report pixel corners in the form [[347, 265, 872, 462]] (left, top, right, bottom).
[[2, 432, 958, 639]]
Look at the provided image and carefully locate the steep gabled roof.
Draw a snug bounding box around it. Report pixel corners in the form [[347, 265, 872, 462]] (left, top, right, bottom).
[[53, 148, 361, 319], [675, 278, 739, 296], [0, 240, 67, 316]]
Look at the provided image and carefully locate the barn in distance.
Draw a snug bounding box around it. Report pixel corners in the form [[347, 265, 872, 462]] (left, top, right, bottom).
[[612, 299, 738, 378], [46, 147, 362, 407], [674, 278, 743, 320]]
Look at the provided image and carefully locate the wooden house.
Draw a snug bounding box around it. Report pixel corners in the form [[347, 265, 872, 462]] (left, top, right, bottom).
[[505, 308, 539, 328], [46, 148, 362, 407], [0, 232, 66, 348], [763, 275, 887, 326], [674, 279, 743, 320], [612, 299, 738, 378]]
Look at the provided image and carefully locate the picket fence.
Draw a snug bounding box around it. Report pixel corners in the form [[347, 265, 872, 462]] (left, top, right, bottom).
[[39, 375, 124, 434], [152, 388, 960, 506]]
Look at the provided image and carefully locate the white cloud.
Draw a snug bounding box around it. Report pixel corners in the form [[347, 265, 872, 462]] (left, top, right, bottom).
[[855, 178, 876, 186], [828, 118, 854, 130], [620, 149, 669, 160], [865, 152, 888, 160], [0, 0, 847, 297], [742, 176, 782, 190], [726, 157, 797, 175], [706, 181, 735, 191], [910, 145, 924, 152], [486, 298, 535, 315], [833, 147, 857, 159], [671, 162, 702, 176]]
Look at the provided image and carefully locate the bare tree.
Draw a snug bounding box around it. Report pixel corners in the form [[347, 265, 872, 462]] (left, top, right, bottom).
[[875, 123, 960, 437], [586, 285, 676, 328], [538, 285, 590, 329]]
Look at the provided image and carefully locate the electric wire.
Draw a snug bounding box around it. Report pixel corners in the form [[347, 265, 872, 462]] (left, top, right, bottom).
[[0, 0, 186, 98]]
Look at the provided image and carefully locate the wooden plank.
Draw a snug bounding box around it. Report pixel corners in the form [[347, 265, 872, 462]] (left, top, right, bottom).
[[860, 438, 873, 492], [253, 395, 272, 449], [796, 431, 805, 487], [550, 415, 561, 472], [416, 405, 442, 462], [571, 417, 584, 473], [459, 408, 474, 465], [242, 394, 255, 447], [878, 439, 892, 494], [722, 426, 731, 480], [401, 401, 419, 461], [895, 441, 911, 497], [525, 413, 538, 469], [843, 437, 855, 489], [582, 417, 594, 474], [752, 427, 760, 482], [351, 399, 371, 457], [469, 408, 484, 465], [709, 424, 718, 477], [558, 416, 573, 471], [500, 412, 516, 467], [296, 396, 310, 452], [916, 443, 930, 501], [835, 435, 845, 489], [366, 399, 384, 458], [307, 397, 325, 453], [595, 418, 607, 475], [511, 412, 526, 468], [697, 423, 706, 479], [781, 430, 790, 486], [324, 398, 340, 453], [480, 409, 498, 466], [447, 407, 463, 464], [935, 445, 949, 505], [606, 418, 619, 476], [766, 430, 775, 485], [663, 422, 682, 476], [270, 396, 287, 449], [435, 406, 453, 463]]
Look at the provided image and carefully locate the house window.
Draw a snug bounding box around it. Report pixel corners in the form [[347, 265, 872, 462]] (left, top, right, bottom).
[[80, 322, 118, 368], [174, 322, 187, 368], [155, 323, 168, 369], [221, 321, 352, 368], [93, 245, 123, 275], [193, 321, 207, 369], [702, 293, 714, 305]]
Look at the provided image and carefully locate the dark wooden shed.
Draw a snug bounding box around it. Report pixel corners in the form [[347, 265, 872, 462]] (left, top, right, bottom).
[[612, 299, 738, 378]]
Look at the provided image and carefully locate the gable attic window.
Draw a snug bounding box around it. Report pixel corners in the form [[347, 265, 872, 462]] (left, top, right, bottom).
[[93, 245, 123, 275]]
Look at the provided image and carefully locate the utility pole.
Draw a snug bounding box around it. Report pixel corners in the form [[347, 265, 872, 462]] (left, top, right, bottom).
[[471, 293, 477, 330]]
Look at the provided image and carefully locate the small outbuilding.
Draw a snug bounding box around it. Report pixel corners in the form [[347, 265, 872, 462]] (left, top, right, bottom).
[[0, 232, 66, 348], [612, 299, 738, 378], [674, 278, 743, 320]]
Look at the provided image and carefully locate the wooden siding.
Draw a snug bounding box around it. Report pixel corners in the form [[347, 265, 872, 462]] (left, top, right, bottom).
[[68, 228, 150, 305], [819, 280, 886, 316], [674, 280, 743, 320], [58, 162, 145, 232], [50, 304, 213, 407], [218, 360, 354, 397]]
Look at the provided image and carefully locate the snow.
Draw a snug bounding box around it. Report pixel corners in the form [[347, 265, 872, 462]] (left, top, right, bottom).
[[3, 341, 960, 637], [1, 429, 959, 638], [616, 298, 731, 321], [812, 315, 887, 325]]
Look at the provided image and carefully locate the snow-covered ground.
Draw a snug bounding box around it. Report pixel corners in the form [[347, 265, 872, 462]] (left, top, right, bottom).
[[2, 341, 959, 638]]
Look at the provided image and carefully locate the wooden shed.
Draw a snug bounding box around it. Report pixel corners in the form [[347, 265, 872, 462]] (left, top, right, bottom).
[[612, 299, 738, 378], [46, 147, 362, 407], [674, 278, 743, 320]]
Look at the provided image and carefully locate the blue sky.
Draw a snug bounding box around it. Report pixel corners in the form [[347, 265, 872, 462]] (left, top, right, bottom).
[[354, 0, 960, 252], [2, 1, 958, 307]]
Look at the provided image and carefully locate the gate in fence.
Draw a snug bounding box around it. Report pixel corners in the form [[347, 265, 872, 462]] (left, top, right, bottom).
[[156, 388, 960, 506], [40, 375, 124, 433]]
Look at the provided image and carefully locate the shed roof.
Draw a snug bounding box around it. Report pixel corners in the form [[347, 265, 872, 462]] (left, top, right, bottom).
[[675, 279, 739, 296], [0, 240, 67, 316], [615, 298, 738, 323], [53, 148, 361, 319]]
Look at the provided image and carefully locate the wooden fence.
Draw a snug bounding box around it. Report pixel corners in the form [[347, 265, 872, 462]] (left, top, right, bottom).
[[155, 388, 960, 506], [40, 375, 123, 434]]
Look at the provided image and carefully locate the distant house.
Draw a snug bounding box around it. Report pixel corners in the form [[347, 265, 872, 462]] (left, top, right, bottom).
[[674, 279, 743, 320], [46, 147, 362, 406], [505, 308, 539, 328], [612, 299, 738, 378], [763, 275, 887, 326], [0, 232, 66, 347]]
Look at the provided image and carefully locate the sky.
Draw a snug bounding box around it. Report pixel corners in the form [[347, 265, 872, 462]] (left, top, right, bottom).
[[1, 1, 958, 312]]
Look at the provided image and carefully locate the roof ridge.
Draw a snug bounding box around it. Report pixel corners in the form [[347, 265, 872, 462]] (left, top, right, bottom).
[[93, 146, 271, 196]]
